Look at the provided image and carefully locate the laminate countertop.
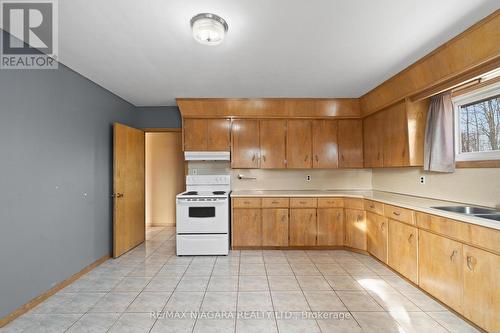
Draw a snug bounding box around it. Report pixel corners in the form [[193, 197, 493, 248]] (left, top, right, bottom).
[[230, 190, 500, 230]]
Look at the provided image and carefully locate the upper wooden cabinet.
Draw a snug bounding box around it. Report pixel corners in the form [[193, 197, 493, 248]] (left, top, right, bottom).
[[338, 119, 364, 168], [231, 119, 260, 168], [183, 118, 230, 151], [312, 120, 338, 168], [363, 99, 428, 168], [260, 120, 286, 169], [287, 120, 313, 169]]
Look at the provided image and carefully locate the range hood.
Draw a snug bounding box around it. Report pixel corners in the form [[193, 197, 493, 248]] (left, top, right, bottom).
[[184, 151, 230, 161]]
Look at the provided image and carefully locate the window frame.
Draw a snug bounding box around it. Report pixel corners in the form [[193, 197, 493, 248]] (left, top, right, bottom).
[[453, 81, 500, 162]]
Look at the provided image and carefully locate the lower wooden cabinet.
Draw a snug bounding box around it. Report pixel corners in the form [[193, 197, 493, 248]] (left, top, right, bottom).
[[388, 219, 418, 284], [366, 212, 388, 263], [232, 208, 262, 246], [344, 209, 366, 250], [262, 208, 289, 246], [418, 230, 463, 313], [289, 208, 317, 246], [317, 208, 344, 246], [463, 245, 500, 332]]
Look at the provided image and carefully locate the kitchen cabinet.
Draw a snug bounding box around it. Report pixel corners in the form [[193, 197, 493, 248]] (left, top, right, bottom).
[[232, 208, 262, 247], [463, 245, 500, 332], [388, 219, 418, 283], [382, 102, 409, 167], [366, 212, 388, 263], [289, 208, 317, 246], [183, 118, 230, 151], [312, 120, 338, 168], [287, 120, 312, 168], [344, 209, 366, 250], [231, 119, 260, 168], [363, 111, 384, 167], [419, 230, 463, 312], [338, 119, 364, 168], [317, 208, 344, 246], [260, 119, 286, 169], [262, 208, 289, 246]]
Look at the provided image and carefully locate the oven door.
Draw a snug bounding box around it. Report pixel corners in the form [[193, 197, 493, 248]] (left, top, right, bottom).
[[176, 198, 228, 234]]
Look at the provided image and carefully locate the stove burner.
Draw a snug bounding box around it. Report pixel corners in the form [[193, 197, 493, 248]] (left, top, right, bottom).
[[213, 191, 226, 195], [183, 191, 198, 196]]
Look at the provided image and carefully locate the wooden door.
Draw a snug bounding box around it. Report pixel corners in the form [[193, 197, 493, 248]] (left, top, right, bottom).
[[113, 123, 145, 258], [287, 120, 312, 168], [338, 120, 363, 168], [388, 219, 418, 283], [312, 120, 338, 168], [317, 208, 343, 246], [262, 208, 289, 246], [232, 208, 262, 246], [207, 119, 231, 151], [383, 102, 409, 167], [366, 212, 388, 263], [231, 120, 260, 168], [463, 245, 500, 332], [183, 118, 207, 150], [419, 230, 463, 312], [344, 209, 367, 250], [363, 112, 383, 167], [260, 119, 286, 169], [289, 209, 317, 246]]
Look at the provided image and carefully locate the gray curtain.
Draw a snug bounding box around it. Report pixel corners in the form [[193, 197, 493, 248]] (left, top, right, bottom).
[[423, 91, 455, 172]]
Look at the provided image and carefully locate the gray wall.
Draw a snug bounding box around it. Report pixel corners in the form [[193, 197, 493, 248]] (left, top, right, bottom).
[[0, 63, 140, 318], [135, 106, 181, 129]]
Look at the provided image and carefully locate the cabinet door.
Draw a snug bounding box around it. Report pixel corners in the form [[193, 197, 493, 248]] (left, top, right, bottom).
[[231, 120, 260, 168], [289, 209, 317, 246], [418, 230, 463, 313], [383, 102, 409, 167], [363, 112, 383, 167], [260, 119, 286, 169], [388, 219, 418, 283], [344, 209, 366, 250], [338, 120, 363, 168], [312, 120, 339, 168], [262, 208, 289, 246], [183, 119, 207, 150], [317, 208, 343, 246], [207, 119, 231, 151], [287, 120, 312, 168], [366, 212, 388, 263], [463, 245, 500, 332], [232, 209, 262, 247]]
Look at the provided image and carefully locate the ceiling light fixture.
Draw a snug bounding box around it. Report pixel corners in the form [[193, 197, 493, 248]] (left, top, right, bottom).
[[190, 13, 228, 46]]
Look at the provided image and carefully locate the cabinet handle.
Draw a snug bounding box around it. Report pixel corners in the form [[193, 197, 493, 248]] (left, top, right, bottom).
[[466, 256, 475, 271], [281, 215, 286, 222], [369, 205, 375, 209], [299, 201, 307, 204], [262, 155, 266, 162], [243, 201, 250, 204], [393, 211, 401, 216], [381, 222, 385, 231], [408, 233, 414, 243], [449, 250, 458, 262], [252, 154, 256, 162], [305, 155, 309, 162], [315, 155, 319, 162], [271, 201, 279, 204]]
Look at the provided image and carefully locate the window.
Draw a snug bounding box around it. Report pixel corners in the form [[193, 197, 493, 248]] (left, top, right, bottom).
[[453, 82, 500, 161]]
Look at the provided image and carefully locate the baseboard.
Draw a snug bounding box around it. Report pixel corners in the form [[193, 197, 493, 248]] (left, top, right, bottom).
[[0, 254, 111, 328]]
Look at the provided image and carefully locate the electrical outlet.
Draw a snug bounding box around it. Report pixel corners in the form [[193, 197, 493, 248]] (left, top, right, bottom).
[[306, 175, 311, 181], [420, 176, 426, 184], [192, 169, 198, 175]]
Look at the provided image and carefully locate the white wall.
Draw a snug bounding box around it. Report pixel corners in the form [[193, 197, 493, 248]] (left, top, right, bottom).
[[372, 167, 500, 209]]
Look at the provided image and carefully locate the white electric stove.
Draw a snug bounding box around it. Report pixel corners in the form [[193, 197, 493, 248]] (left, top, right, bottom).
[[176, 175, 230, 255]]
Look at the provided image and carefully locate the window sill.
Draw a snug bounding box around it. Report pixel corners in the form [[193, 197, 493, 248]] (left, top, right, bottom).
[[456, 160, 500, 168]]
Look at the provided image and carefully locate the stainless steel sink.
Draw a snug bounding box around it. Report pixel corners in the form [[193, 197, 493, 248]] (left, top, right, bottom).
[[474, 214, 500, 221], [432, 206, 497, 215]]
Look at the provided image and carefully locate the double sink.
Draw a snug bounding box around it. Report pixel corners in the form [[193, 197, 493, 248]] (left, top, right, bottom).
[[432, 206, 500, 221]]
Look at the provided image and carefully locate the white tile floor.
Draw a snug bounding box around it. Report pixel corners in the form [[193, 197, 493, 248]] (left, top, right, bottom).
[[1, 226, 480, 333]]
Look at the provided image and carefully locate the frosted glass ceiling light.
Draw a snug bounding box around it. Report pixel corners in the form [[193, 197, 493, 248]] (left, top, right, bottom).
[[191, 13, 228, 46]]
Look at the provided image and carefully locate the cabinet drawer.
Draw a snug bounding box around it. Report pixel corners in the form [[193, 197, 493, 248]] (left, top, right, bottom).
[[317, 197, 344, 208], [290, 198, 318, 208], [344, 198, 364, 210], [364, 200, 384, 215], [233, 198, 261, 208], [262, 197, 289, 208], [384, 204, 414, 225]]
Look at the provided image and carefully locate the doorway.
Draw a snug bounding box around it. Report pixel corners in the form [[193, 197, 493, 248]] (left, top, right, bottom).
[[145, 130, 185, 228]]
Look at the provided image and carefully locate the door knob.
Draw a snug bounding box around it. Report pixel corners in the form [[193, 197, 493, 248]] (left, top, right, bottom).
[[112, 193, 124, 198]]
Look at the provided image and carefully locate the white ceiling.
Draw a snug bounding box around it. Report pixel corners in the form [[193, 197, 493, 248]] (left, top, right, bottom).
[[58, 0, 499, 106]]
